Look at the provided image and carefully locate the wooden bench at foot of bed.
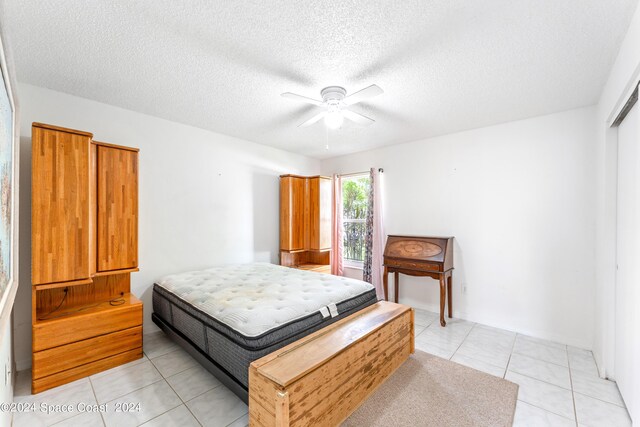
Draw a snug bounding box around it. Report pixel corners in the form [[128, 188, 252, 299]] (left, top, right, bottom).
[[249, 301, 414, 427]]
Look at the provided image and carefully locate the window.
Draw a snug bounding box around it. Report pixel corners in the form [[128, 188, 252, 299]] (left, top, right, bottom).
[[342, 174, 370, 267]]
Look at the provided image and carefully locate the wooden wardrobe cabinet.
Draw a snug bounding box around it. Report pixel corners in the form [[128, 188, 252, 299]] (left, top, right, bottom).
[[31, 123, 142, 394], [280, 175, 332, 273], [280, 175, 307, 252]]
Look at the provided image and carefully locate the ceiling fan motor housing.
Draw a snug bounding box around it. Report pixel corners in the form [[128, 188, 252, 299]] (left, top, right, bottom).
[[321, 86, 347, 106]]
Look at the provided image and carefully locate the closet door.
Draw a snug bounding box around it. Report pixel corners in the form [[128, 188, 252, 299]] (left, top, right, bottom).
[[97, 145, 138, 272], [615, 100, 640, 421], [31, 126, 91, 285]]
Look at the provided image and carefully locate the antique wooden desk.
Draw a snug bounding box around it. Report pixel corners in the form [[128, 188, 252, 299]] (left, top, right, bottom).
[[383, 235, 454, 326]]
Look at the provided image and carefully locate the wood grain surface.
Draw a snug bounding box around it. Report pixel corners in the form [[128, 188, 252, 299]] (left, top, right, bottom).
[[35, 273, 130, 315], [32, 293, 142, 352], [31, 125, 92, 285], [249, 302, 413, 427], [97, 145, 138, 271], [32, 348, 143, 394], [33, 326, 142, 378]]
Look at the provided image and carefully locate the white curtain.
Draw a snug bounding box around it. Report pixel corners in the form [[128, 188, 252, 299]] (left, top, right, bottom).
[[331, 174, 344, 276]]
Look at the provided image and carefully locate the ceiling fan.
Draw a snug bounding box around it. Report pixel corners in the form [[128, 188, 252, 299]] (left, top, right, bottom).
[[281, 84, 384, 129]]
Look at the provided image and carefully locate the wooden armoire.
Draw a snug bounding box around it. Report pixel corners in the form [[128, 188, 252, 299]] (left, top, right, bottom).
[[31, 123, 142, 393], [279, 175, 332, 273]]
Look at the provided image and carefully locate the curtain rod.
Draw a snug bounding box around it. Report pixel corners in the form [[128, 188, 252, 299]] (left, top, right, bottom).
[[339, 168, 384, 178]]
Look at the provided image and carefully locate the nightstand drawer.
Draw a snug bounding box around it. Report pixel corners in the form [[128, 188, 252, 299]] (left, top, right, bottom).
[[33, 326, 142, 379]]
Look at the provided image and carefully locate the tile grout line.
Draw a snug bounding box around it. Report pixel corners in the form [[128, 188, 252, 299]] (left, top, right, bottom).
[[502, 333, 518, 380], [134, 344, 203, 426], [507, 369, 573, 391], [129, 380, 182, 427], [225, 412, 249, 427], [179, 382, 225, 407], [145, 377, 203, 427], [88, 377, 108, 427], [507, 342, 578, 423], [448, 321, 477, 361], [143, 346, 180, 360], [572, 390, 629, 409], [89, 357, 150, 383], [451, 351, 507, 373], [511, 347, 571, 370], [519, 335, 570, 351], [506, 334, 578, 424], [417, 319, 473, 358], [451, 324, 513, 371], [93, 360, 166, 408], [155, 350, 225, 427], [163, 382, 204, 427], [148, 350, 199, 381], [567, 346, 579, 427], [447, 326, 516, 372], [514, 399, 577, 423], [101, 377, 166, 405]]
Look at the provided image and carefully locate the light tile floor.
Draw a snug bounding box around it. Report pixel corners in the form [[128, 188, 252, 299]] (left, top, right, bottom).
[[11, 308, 632, 427], [411, 311, 631, 427]]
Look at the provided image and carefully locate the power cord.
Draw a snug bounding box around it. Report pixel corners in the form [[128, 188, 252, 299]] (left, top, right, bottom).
[[109, 294, 126, 306], [37, 287, 69, 320]]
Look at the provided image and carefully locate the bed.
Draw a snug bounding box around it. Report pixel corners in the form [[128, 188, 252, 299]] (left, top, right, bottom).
[[152, 263, 378, 402]]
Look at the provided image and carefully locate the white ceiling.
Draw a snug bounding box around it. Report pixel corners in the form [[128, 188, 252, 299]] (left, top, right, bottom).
[[3, 1, 638, 159]]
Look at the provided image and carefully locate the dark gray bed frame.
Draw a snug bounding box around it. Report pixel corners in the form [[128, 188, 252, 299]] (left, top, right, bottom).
[[152, 313, 249, 403]]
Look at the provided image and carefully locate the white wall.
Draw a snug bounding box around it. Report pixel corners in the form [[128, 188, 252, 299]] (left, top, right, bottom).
[[13, 84, 320, 370], [593, 1, 640, 380], [322, 106, 598, 348], [0, 321, 12, 427]]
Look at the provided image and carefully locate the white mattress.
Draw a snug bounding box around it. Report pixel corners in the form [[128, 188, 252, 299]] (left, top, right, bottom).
[[155, 263, 375, 337]]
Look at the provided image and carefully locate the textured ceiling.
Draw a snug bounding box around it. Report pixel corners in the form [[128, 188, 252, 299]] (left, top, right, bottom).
[[3, 0, 638, 158]]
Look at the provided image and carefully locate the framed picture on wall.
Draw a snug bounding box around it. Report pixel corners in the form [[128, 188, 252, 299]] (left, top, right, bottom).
[[0, 29, 18, 330]]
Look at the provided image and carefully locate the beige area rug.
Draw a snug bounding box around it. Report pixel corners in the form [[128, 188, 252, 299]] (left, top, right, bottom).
[[343, 351, 518, 427]]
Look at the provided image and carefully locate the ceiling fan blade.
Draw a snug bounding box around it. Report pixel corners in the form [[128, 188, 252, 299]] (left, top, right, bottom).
[[343, 84, 383, 106], [298, 111, 327, 127], [343, 110, 375, 126], [281, 92, 324, 106]]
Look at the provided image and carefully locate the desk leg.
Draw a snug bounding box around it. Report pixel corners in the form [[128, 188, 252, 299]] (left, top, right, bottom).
[[394, 272, 400, 304], [439, 276, 447, 327], [447, 272, 452, 319], [383, 267, 389, 301]]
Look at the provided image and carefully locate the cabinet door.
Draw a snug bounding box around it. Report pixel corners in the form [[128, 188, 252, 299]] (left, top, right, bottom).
[[97, 146, 138, 272], [280, 176, 307, 251], [308, 177, 332, 250], [32, 127, 91, 285]]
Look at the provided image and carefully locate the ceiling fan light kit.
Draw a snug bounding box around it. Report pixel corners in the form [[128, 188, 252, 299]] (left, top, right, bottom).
[[281, 84, 383, 129], [325, 110, 344, 129]]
